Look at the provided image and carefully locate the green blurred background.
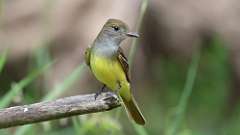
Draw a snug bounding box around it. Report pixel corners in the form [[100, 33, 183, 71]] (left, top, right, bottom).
[[0, 0, 240, 135]]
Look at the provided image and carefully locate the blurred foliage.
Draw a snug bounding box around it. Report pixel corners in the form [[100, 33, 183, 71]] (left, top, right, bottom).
[[0, 35, 238, 135], [147, 36, 232, 135], [0, 0, 240, 133]]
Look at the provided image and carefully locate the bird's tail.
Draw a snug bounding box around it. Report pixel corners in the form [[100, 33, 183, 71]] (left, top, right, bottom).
[[119, 83, 146, 125], [122, 95, 146, 125]]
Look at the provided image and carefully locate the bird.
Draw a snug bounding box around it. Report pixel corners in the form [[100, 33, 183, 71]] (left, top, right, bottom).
[[84, 18, 145, 125]]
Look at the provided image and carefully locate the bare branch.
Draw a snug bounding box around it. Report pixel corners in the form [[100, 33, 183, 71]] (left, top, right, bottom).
[[0, 92, 121, 129]]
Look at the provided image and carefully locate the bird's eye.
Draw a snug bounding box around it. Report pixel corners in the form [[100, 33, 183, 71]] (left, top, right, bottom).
[[112, 26, 119, 31]]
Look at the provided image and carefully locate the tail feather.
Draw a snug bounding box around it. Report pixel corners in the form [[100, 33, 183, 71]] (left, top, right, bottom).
[[121, 95, 146, 125]]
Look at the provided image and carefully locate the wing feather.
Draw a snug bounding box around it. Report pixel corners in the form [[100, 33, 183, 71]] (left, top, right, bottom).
[[117, 47, 130, 82]]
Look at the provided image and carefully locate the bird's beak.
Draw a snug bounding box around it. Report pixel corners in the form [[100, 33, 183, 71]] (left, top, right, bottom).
[[126, 32, 139, 38]]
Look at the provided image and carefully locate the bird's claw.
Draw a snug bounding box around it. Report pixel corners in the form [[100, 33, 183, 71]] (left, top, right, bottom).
[[94, 84, 106, 100]]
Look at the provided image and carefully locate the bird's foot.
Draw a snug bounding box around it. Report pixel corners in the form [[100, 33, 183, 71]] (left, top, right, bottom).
[[94, 84, 106, 100]]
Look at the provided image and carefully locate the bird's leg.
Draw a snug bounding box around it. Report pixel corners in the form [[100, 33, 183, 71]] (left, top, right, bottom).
[[94, 84, 106, 100]]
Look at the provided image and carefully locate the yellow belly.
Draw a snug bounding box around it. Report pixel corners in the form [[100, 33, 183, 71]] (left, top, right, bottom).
[[90, 55, 127, 91]]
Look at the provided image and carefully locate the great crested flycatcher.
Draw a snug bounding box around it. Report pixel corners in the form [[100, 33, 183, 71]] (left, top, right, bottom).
[[84, 19, 145, 125]]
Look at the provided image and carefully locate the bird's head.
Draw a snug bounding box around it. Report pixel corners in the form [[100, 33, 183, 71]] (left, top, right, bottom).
[[98, 19, 139, 44]]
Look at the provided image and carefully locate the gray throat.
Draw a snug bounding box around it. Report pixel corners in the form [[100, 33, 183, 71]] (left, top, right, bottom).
[[92, 38, 119, 58]]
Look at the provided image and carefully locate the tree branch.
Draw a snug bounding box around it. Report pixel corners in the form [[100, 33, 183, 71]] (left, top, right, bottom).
[[0, 92, 121, 129]]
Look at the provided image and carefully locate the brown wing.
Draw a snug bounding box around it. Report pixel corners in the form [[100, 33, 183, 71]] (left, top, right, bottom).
[[117, 47, 130, 82]]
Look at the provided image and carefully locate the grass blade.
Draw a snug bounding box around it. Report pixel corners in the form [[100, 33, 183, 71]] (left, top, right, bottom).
[[0, 50, 7, 74], [133, 123, 148, 135], [16, 63, 86, 135], [0, 62, 52, 108], [128, 0, 148, 67], [43, 63, 86, 101], [168, 51, 201, 135], [72, 117, 82, 135]]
